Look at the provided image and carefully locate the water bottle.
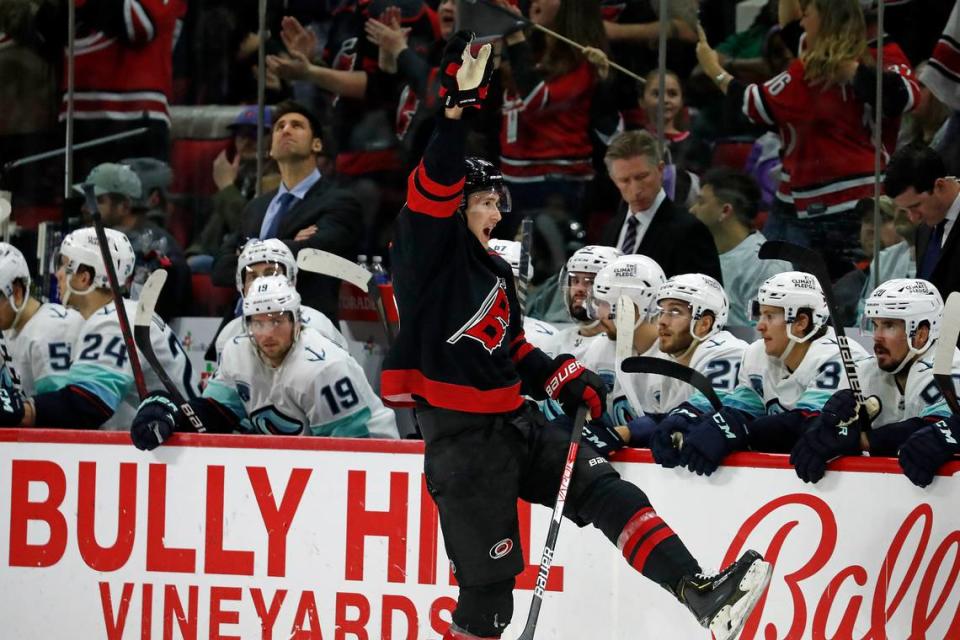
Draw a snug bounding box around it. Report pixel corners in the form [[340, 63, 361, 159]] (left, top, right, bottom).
[[371, 255, 390, 285], [357, 254, 371, 272]]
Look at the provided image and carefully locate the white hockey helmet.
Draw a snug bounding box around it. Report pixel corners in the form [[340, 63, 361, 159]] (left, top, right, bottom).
[[755, 271, 829, 345], [0, 243, 31, 319], [657, 273, 729, 341], [58, 227, 135, 298], [863, 278, 942, 368], [236, 238, 298, 294], [565, 245, 622, 275], [592, 254, 666, 321], [242, 274, 302, 319], [489, 239, 533, 280]]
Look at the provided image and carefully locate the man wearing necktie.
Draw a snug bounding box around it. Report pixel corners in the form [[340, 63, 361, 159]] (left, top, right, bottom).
[[600, 131, 722, 284], [885, 145, 960, 314], [212, 100, 362, 321]]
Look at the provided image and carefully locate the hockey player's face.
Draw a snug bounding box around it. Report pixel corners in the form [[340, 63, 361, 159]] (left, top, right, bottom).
[[0, 294, 16, 331], [438, 0, 457, 40], [657, 299, 694, 354], [270, 114, 322, 162], [567, 272, 594, 321], [756, 305, 789, 357], [609, 155, 664, 213], [242, 262, 288, 296], [871, 318, 911, 371], [249, 312, 295, 364], [466, 192, 502, 248]]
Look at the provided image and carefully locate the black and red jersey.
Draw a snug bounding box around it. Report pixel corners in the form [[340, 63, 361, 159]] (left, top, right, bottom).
[[381, 116, 553, 414]]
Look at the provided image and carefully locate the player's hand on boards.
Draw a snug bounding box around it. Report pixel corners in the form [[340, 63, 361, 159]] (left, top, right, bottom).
[[131, 392, 180, 451], [0, 386, 24, 427], [789, 390, 878, 483], [819, 389, 881, 432], [678, 408, 747, 476], [647, 404, 702, 468], [897, 417, 960, 488], [554, 415, 626, 459], [438, 30, 493, 109], [545, 354, 606, 420]]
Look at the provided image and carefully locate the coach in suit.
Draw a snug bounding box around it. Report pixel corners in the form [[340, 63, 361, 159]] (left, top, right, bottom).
[[884, 144, 960, 304], [600, 130, 722, 283], [212, 100, 362, 321]]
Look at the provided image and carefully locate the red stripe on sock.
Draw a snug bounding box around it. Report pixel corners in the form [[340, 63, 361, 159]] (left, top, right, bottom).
[[617, 507, 657, 552], [629, 527, 677, 574]]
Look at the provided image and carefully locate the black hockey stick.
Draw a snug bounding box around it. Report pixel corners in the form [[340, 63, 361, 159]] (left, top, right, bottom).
[[933, 292, 960, 416], [517, 404, 589, 640], [621, 356, 724, 411], [517, 217, 533, 315], [90, 210, 148, 400], [134, 270, 206, 432], [757, 241, 868, 423]]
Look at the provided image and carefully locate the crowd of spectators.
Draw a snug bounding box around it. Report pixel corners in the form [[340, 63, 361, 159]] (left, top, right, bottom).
[[1, 0, 959, 324]]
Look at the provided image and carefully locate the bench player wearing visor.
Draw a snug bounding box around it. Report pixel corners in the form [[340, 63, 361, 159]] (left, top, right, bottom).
[[0, 243, 82, 395], [487, 238, 558, 355], [655, 271, 870, 476], [0, 228, 197, 429], [790, 279, 960, 485], [214, 238, 347, 359], [632, 274, 749, 460], [132, 275, 397, 448], [380, 30, 771, 640]]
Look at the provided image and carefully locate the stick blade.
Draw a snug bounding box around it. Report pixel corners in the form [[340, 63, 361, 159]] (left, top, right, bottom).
[[621, 356, 723, 410], [934, 293, 960, 415], [615, 295, 635, 362], [297, 249, 370, 292], [135, 269, 167, 328]]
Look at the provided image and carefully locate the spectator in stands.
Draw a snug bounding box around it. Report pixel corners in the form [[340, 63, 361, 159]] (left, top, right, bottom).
[[187, 106, 280, 273], [690, 168, 789, 326], [897, 61, 951, 150], [74, 162, 190, 321], [497, 0, 617, 238], [120, 157, 173, 227], [698, 0, 920, 278], [211, 100, 362, 322], [884, 144, 960, 302], [600, 130, 722, 283]]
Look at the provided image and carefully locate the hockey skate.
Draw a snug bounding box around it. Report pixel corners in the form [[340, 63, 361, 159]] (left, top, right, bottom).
[[677, 549, 772, 640]]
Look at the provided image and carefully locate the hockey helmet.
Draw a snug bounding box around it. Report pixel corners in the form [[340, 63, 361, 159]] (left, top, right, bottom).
[[561, 245, 622, 324], [57, 228, 135, 300], [0, 243, 31, 319], [863, 278, 942, 371], [236, 238, 298, 294], [463, 156, 511, 214], [489, 239, 533, 280], [592, 254, 665, 321], [657, 273, 729, 341], [754, 271, 829, 345]]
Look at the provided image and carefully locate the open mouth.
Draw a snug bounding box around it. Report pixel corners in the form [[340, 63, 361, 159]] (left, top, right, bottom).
[[482, 227, 493, 240]]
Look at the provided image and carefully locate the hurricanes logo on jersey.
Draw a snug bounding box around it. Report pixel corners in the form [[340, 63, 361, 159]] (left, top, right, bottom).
[[447, 278, 510, 354]]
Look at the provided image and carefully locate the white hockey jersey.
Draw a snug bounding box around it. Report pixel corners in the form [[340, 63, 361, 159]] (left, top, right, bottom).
[[4, 303, 83, 395], [215, 304, 348, 360], [611, 341, 664, 423], [523, 316, 559, 357], [204, 327, 398, 439], [724, 329, 871, 417], [856, 344, 960, 426], [58, 299, 198, 430], [644, 331, 750, 416], [537, 325, 606, 362]]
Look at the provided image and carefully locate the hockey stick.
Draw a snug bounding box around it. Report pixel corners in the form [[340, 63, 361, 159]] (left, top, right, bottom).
[[517, 403, 588, 640], [296, 249, 396, 345], [517, 217, 533, 315], [134, 270, 206, 432], [757, 240, 868, 424], [621, 356, 723, 412], [90, 210, 148, 400], [933, 292, 960, 416]]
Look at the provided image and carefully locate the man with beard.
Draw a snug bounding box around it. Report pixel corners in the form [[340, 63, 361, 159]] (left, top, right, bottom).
[[790, 278, 960, 484]]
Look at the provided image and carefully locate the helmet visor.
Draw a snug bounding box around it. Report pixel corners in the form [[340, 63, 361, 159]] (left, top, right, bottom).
[[465, 184, 512, 215]]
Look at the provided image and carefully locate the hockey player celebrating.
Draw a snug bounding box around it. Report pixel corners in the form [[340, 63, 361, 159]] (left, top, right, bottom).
[[0, 228, 197, 429], [214, 238, 347, 359], [537, 244, 621, 360], [791, 279, 960, 484], [488, 238, 557, 354], [655, 271, 870, 475], [131, 275, 397, 449], [0, 243, 83, 395], [379, 31, 771, 640]]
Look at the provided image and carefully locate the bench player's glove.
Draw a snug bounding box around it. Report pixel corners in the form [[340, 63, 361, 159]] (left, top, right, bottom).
[[649, 404, 703, 468], [0, 386, 24, 426], [438, 30, 493, 108], [898, 417, 960, 487], [679, 407, 749, 476], [790, 390, 880, 483], [554, 414, 625, 459], [131, 392, 180, 450], [545, 354, 606, 420]]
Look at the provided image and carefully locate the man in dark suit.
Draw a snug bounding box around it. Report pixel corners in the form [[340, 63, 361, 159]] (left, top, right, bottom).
[[885, 144, 960, 304], [600, 130, 722, 283], [212, 100, 362, 321]]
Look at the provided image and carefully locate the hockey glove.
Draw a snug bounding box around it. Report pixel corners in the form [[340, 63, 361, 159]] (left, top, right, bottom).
[[438, 30, 493, 108], [679, 408, 748, 476], [0, 386, 24, 426], [131, 392, 180, 451], [545, 355, 606, 420], [555, 414, 626, 459], [790, 392, 880, 483], [626, 414, 660, 447], [649, 404, 703, 468], [898, 417, 960, 488]]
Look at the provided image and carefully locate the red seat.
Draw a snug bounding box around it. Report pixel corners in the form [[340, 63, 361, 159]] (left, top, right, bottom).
[[711, 140, 755, 171], [190, 273, 236, 316]]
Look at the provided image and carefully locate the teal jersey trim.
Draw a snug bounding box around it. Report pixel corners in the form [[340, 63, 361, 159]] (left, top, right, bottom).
[[795, 389, 835, 412], [723, 385, 765, 417], [34, 374, 72, 395], [921, 400, 950, 419], [309, 407, 372, 438], [67, 363, 132, 411], [203, 380, 249, 421]]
